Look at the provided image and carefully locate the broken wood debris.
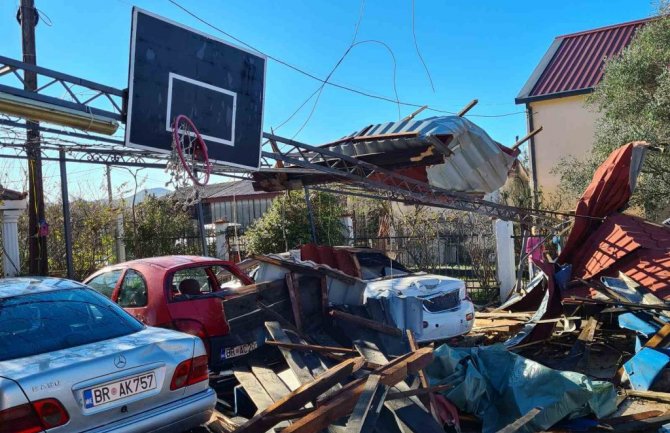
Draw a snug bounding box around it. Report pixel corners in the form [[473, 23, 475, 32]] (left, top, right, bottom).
[[329, 309, 404, 337], [228, 320, 444, 433], [263, 340, 357, 354], [234, 356, 365, 433], [385, 383, 453, 400]]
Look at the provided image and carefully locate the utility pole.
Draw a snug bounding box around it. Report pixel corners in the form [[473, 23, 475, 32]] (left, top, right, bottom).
[[20, 0, 48, 275]]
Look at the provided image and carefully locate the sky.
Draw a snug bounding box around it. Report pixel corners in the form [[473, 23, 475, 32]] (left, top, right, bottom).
[[0, 0, 657, 201]]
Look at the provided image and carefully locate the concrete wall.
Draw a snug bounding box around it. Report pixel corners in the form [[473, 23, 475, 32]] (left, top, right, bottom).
[[529, 94, 600, 195]]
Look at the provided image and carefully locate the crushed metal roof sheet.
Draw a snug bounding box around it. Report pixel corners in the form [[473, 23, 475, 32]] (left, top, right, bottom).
[[326, 116, 517, 194], [254, 116, 518, 195], [516, 17, 650, 103]]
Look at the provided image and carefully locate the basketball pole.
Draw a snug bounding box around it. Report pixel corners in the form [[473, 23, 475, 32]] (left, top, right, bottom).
[[20, 0, 48, 275], [59, 150, 74, 279], [303, 186, 318, 244], [194, 167, 208, 256]]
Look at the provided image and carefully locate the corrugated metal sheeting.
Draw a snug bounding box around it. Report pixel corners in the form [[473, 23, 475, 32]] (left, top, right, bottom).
[[517, 18, 650, 102], [327, 116, 517, 194], [208, 196, 276, 228]]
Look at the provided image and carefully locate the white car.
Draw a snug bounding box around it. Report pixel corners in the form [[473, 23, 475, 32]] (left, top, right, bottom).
[[363, 273, 475, 342], [253, 246, 475, 342], [0, 277, 216, 433]]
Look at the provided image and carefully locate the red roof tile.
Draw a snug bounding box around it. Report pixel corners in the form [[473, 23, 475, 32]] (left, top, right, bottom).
[[517, 17, 652, 103]]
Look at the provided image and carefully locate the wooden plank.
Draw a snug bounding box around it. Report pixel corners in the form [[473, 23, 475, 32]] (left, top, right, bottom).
[[602, 410, 665, 426], [457, 98, 478, 116], [253, 254, 358, 285], [605, 413, 670, 432], [345, 374, 386, 433], [565, 316, 598, 370], [263, 408, 316, 424], [234, 357, 365, 433], [257, 301, 307, 340], [385, 384, 453, 400], [264, 340, 357, 354], [251, 365, 292, 403], [406, 330, 430, 406], [354, 339, 443, 433], [477, 312, 534, 319], [402, 105, 428, 122], [234, 367, 275, 413], [645, 322, 670, 348], [283, 348, 434, 433], [207, 413, 243, 433], [625, 389, 670, 402], [265, 321, 314, 384], [495, 407, 542, 433], [286, 273, 303, 332], [330, 309, 403, 337]]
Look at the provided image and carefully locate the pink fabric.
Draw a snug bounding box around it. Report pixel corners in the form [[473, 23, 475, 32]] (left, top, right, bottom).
[[525, 237, 544, 262]]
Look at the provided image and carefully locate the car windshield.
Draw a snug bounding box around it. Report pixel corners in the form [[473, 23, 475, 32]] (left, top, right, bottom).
[[0, 288, 144, 362], [356, 252, 410, 280]]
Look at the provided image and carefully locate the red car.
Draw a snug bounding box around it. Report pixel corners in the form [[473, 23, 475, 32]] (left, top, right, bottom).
[[84, 256, 259, 370]]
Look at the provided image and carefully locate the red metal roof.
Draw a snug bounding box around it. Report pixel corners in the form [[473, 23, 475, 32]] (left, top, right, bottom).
[[517, 18, 651, 102], [562, 213, 670, 299]]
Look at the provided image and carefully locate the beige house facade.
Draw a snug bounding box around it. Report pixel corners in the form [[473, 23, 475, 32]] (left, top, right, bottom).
[[526, 95, 599, 194], [516, 18, 650, 200]]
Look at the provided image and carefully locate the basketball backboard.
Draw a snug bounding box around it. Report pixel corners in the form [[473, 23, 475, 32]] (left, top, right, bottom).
[[125, 8, 266, 170]]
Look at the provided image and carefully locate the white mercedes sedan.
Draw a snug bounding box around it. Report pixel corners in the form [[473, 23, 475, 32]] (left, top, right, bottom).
[[0, 277, 216, 433]]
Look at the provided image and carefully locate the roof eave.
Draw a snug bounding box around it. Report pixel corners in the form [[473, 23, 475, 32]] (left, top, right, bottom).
[[515, 87, 594, 104], [515, 38, 564, 104]]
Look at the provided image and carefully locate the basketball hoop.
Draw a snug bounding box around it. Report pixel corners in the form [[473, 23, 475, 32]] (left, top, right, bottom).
[[171, 114, 211, 186], [165, 114, 212, 210]]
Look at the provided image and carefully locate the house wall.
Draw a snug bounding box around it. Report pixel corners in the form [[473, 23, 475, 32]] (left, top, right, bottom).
[[529, 94, 600, 197]]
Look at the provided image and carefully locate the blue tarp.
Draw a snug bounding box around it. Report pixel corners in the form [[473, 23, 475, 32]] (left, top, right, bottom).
[[425, 344, 617, 433]]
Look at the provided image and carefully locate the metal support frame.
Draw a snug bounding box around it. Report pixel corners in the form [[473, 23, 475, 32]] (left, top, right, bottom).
[[0, 56, 567, 230], [259, 132, 562, 227], [0, 55, 124, 121]]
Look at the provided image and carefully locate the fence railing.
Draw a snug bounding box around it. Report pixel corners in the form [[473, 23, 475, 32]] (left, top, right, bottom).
[[348, 234, 499, 302]]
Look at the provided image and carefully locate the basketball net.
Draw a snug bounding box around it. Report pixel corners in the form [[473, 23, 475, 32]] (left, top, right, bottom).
[[165, 114, 212, 210]]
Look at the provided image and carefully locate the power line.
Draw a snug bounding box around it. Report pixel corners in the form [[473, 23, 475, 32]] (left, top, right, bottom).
[[285, 0, 374, 138], [166, 0, 527, 118], [411, 0, 434, 92]]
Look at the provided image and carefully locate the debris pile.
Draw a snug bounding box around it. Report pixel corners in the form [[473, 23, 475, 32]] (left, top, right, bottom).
[[200, 142, 670, 433], [207, 321, 441, 433]]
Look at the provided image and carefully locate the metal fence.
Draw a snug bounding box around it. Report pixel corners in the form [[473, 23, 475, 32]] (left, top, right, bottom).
[[348, 233, 499, 302]]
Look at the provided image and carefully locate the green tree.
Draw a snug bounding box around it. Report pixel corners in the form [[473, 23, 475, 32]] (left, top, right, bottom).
[[554, 10, 670, 221], [17, 200, 117, 280], [245, 190, 345, 255], [123, 195, 202, 258]]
